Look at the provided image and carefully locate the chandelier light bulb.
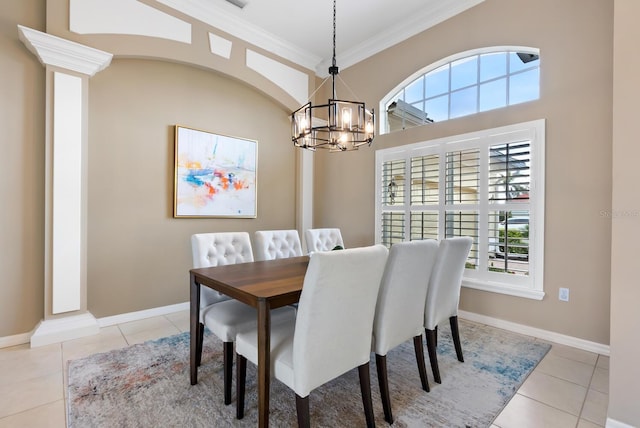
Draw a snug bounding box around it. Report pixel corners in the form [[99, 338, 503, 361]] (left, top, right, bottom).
[[366, 120, 374, 135], [341, 108, 352, 130]]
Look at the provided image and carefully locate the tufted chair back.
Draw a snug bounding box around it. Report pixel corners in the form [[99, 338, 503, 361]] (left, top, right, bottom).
[[190, 231, 295, 406], [191, 232, 254, 308], [304, 228, 345, 253], [254, 230, 303, 261]]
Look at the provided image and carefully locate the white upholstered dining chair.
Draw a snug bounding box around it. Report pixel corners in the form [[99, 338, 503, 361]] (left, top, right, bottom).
[[254, 229, 303, 261], [235, 245, 389, 428], [304, 228, 344, 252], [191, 232, 296, 405], [424, 236, 473, 384], [372, 239, 439, 424]]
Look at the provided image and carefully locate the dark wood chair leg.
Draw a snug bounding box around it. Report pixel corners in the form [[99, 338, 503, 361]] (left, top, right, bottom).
[[358, 363, 376, 428], [196, 322, 204, 367], [413, 335, 430, 392], [295, 394, 310, 428], [223, 341, 233, 405], [375, 354, 393, 423], [450, 316, 464, 362], [236, 353, 246, 419], [425, 328, 441, 384], [434, 325, 438, 348]]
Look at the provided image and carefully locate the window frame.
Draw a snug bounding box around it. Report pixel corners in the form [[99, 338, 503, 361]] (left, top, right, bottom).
[[375, 119, 545, 300], [380, 46, 540, 134]]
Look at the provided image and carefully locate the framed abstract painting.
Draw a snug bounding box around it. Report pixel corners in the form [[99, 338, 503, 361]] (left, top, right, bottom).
[[174, 125, 257, 218]]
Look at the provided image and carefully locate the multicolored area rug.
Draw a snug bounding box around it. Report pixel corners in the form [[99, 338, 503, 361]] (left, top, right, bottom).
[[67, 320, 550, 427]]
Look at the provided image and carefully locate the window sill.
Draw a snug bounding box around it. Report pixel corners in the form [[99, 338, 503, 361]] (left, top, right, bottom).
[[462, 278, 545, 300]]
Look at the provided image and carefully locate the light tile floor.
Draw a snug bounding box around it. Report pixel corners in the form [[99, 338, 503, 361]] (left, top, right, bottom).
[[0, 311, 609, 427]]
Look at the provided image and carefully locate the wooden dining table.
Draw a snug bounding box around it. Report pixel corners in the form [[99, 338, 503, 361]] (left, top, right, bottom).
[[189, 255, 309, 428]]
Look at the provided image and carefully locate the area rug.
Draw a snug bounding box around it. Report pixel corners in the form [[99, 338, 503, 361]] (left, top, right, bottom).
[[67, 319, 550, 427]]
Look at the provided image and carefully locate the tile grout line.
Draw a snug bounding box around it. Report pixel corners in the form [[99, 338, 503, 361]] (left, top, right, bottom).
[[116, 323, 132, 346], [163, 314, 183, 332], [577, 361, 608, 427], [495, 344, 603, 427], [535, 352, 600, 390], [576, 359, 598, 421], [0, 399, 66, 424], [541, 347, 609, 427]]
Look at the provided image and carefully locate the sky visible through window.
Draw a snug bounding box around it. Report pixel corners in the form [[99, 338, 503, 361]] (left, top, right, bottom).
[[385, 50, 540, 129]]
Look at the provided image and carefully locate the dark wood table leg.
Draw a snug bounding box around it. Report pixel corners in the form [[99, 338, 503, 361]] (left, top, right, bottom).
[[190, 273, 200, 385], [257, 298, 271, 428]]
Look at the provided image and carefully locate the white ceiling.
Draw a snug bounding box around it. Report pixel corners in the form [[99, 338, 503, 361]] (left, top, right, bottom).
[[157, 0, 484, 76]]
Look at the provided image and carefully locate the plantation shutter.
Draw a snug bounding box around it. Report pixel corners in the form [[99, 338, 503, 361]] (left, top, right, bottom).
[[380, 159, 406, 246], [487, 140, 531, 274]]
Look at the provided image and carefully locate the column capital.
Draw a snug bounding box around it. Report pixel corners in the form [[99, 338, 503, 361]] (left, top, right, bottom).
[[18, 25, 112, 76]]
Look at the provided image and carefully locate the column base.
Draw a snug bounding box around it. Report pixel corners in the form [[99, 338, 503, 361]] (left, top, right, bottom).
[[30, 312, 99, 347]]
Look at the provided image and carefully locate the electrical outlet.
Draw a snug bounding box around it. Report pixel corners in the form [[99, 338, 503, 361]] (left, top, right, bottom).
[[559, 287, 570, 302]]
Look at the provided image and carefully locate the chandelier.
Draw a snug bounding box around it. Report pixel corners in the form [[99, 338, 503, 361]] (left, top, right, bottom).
[[291, 0, 375, 152]]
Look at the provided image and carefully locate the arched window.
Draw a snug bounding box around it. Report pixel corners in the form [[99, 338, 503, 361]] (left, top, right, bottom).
[[381, 47, 540, 134]]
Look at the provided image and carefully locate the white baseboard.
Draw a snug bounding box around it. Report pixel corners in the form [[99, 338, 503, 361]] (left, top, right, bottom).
[[97, 302, 189, 327], [606, 417, 636, 428], [2, 304, 609, 354], [459, 310, 610, 356], [30, 312, 100, 347], [0, 332, 33, 349], [0, 303, 190, 349]]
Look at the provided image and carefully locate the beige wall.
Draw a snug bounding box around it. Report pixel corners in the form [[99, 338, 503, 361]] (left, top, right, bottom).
[[0, 0, 46, 337], [610, 0, 640, 424], [86, 59, 295, 317], [0, 0, 297, 331], [315, 0, 614, 344], [0, 0, 615, 345], [5, 0, 637, 423]]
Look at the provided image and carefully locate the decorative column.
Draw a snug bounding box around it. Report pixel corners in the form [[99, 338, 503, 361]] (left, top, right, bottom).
[[18, 26, 112, 347], [296, 148, 314, 252]]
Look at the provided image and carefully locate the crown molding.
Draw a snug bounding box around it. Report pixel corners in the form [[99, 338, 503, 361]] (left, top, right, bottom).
[[318, 0, 485, 76], [158, 0, 321, 71], [18, 25, 113, 76], [159, 0, 483, 77]]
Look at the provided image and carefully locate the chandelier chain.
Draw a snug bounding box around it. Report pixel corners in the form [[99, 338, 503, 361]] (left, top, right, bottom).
[[332, 0, 336, 68]]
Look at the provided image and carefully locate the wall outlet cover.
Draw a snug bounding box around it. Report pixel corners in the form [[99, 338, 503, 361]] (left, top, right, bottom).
[[559, 287, 570, 302]]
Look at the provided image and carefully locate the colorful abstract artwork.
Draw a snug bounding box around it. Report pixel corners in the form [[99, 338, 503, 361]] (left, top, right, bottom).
[[174, 126, 257, 218]]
